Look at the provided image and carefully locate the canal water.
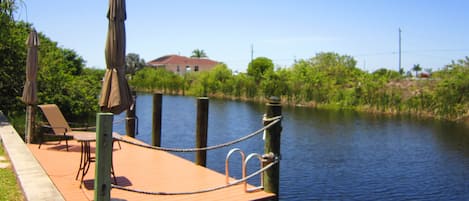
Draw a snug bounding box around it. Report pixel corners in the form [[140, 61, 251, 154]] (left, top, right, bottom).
[[114, 94, 469, 200]]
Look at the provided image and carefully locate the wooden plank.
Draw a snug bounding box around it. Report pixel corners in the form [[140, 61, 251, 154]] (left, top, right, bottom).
[[27, 136, 275, 201]]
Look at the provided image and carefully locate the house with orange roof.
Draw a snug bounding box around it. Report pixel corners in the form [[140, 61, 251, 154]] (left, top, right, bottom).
[[147, 55, 219, 75]]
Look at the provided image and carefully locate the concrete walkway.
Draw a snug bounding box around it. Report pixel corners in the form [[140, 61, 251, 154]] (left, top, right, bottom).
[[0, 111, 64, 201]]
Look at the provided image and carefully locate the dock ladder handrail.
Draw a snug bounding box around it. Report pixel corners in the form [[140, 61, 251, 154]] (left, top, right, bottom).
[[225, 148, 246, 184], [225, 149, 266, 192], [243, 153, 264, 192]]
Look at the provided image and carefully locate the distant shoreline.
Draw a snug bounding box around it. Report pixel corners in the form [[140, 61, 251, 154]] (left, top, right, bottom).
[[135, 90, 469, 126]]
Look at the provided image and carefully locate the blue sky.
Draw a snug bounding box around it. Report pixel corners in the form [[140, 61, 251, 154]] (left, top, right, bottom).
[[17, 0, 469, 73]]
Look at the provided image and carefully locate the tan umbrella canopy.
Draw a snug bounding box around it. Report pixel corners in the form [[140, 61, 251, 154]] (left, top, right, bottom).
[[22, 29, 40, 143], [22, 29, 39, 105], [99, 0, 132, 114]]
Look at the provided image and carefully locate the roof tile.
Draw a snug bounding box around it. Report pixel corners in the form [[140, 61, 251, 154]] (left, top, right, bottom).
[[148, 55, 218, 66]]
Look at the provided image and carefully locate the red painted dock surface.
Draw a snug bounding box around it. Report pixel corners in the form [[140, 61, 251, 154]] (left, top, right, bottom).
[[27, 136, 275, 201]]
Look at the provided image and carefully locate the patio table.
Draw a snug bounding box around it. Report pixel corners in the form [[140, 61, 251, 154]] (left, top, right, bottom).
[[74, 132, 121, 188]]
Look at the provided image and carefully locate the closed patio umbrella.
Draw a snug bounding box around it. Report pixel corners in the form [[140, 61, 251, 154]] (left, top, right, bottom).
[[99, 0, 132, 114], [22, 29, 39, 143]]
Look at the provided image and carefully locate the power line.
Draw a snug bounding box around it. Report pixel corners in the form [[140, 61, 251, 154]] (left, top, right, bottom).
[[352, 49, 468, 57]]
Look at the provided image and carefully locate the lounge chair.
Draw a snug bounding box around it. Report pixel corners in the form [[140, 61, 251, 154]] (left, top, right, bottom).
[[37, 104, 95, 151], [38, 104, 120, 184]]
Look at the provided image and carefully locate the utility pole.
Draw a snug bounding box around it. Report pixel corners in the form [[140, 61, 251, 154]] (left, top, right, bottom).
[[399, 28, 402, 74], [250, 44, 254, 64]]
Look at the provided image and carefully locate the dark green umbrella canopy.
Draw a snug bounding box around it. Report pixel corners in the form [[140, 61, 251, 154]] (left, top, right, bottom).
[[99, 0, 132, 114]]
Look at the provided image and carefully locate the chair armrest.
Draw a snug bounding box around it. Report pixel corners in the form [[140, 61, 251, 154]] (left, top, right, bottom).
[[72, 126, 96, 131], [41, 125, 69, 133], [68, 122, 96, 131]]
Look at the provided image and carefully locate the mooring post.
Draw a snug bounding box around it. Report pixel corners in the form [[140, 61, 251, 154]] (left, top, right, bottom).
[[263, 96, 282, 197], [152, 93, 162, 146], [195, 97, 209, 167], [126, 91, 137, 138], [94, 113, 113, 201]]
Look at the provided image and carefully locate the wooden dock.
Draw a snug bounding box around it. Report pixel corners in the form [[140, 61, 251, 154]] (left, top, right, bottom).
[[27, 136, 275, 201]]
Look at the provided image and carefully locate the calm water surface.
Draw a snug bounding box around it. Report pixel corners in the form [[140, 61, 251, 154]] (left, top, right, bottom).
[[114, 94, 469, 200]]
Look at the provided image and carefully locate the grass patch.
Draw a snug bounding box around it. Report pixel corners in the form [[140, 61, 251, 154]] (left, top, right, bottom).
[[0, 144, 24, 201], [7, 113, 26, 141]]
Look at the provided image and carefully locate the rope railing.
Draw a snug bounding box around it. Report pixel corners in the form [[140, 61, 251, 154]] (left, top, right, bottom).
[[125, 116, 139, 135], [115, 116, 281, 152], [113, 116, 139, 135], [111, 159, 278, 195], [113, 117, 126, 125]]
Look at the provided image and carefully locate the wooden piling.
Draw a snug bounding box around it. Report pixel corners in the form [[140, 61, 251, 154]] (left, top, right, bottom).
[[195, 97, 209, 167], [152, 93, 162, 146], [126, 91, 137, 138], [94, 113, 114, 201], [263, 96, 282, 197]]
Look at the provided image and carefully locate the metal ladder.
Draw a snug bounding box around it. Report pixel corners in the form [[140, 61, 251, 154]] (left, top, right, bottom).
[[225, 148, 264, 192]]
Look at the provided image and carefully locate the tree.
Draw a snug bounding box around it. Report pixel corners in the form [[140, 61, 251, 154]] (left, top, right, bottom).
[[0, 0, 18, 18], [191, 49, 207, 58], [208, 63, 232, 94], [433, 57, 469, 119], [0, 4, 28, 114], [125, 53, 145, 75], [37, 34, 102, 120], [372, 68, 401, 81], [310, 52, 357, 69], [261, 68, 291, 98], [130, 67, 183, 94], [247, 57, 274, 83], [412, 64, 422, 77], [127, 50, 468, 121], [0, 0, 103, 119]]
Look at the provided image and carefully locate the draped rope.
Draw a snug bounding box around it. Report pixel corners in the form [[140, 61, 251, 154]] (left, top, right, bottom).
[[111, 159, 278, 195], [116, 116, 282, 152], [113, 117, 126, 125]]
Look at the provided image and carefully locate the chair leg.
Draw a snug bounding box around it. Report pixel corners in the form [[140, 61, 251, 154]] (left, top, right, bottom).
[[111, 140, 118, 184], [111, 165, 117, 184], [38, 133, 43, 149], [62, 133, 69, 151], [65, 138, 69, 151], [112, 139, 122, 150]]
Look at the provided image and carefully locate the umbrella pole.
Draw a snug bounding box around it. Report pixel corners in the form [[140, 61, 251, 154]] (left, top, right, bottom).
[[24, 105, 31, 144], [25, 105, 35, 143], [24, 106, 28, 143]]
